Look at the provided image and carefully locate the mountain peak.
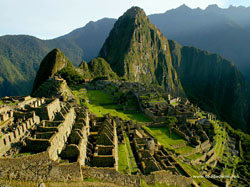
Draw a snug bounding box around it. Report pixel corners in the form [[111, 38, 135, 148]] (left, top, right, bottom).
[[206, 4, 220, 11], [123, 6, 146, 18], [31, 48, 71, 94], [177, 4, 191, 11], [99, 7, 184, 96]]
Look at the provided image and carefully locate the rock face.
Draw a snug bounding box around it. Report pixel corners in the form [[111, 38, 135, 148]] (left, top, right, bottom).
[[32, 48, 72, 93], [99, 7, 184, 96], [169, 40, 250, 131]]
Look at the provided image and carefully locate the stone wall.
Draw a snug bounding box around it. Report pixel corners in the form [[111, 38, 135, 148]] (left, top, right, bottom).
[[46, 99, 61, 120], [0, 106, 13, 114], [0, 151, 82, 182], [82, 167, 140, 186], [17, 98, 37, 109], [200, 140, 211, 151], [143, 170, 193, 186], [82, 167, 193, 186], [47, 107, 76, 160], [0, 114, 40, 156], [143, 108, 168, 122], [172, 127, 189, 141], [35, 99, 61, 121], [48, 162, 82, 182]]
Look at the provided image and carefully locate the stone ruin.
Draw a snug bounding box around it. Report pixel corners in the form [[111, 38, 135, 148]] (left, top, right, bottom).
[[0, 95, 194, 186]]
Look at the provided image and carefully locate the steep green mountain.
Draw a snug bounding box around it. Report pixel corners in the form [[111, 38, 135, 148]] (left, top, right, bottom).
[[84, 57, 119, 80], [169, 40, 250, 131], [0, 18, 114, 97], [0, 55, 29, 96], [99, 7, 184, 96], [32, 48, 83, 93], [0, 35, 82, 97], [32, 49, 118, 96]]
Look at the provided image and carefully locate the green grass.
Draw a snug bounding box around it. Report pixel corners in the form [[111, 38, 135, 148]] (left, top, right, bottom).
[[85, 90, 150, 123], [170, 101, 178, 107], [177, 161, 216, 187], [148, 99, 166, 103], [143, 125, 195, 154], [118, 143, 130, 174], [197, 112, 206, 118], [82, 177, 100, 182], [143, 126, 185, 146], [175, 146, 196, 155], [210, 120, 227, 158], [186, 119, 197, 125], [186, 153, 203, 160], [124, 134, 138, 173], [13, 152, 33, 157], [87, 90, 115, 105]]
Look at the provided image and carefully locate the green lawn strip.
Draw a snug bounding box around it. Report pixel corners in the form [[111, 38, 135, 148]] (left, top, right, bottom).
[[122, 111, 151, 123], [175, 145, 196, 155], [87, 90, 115, 105], [118, 143, 130, 174], [170, 102, 178, 107], [148, 100, 166, 103], [82, 177, 101, 182], [85, 90, 150, 123], [177, 161, 216, 187], [13, 152, 33, 157], [143, 125, 186, 146], [124, 134, 137, 173], [186, 153, 203, 160], [210, 120, 227, 158]]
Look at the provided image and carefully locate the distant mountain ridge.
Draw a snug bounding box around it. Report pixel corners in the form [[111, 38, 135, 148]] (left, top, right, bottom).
[[0, 18, 115, 97], [149, 4, 250, 81], [1, 5, 250, 132], [1, 4, 250, 97]]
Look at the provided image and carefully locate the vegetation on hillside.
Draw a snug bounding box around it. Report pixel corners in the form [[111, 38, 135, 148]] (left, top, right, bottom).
[[99, 7, 184, 96], [169, 39, 250, 132]]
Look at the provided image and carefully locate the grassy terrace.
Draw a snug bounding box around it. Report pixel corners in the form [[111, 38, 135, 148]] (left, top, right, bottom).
[[170, 101, 178, 107], [177, 161, 216, 187], [118, 133, 138, 174], [148, 99, 166, 103], [124, 134, 138, 173], [210, 120, 227, 158], [75, 89, 151, 123], [118, 143, 129, 173], [143, 125, 195, 154], [186, 153, 203, 160]]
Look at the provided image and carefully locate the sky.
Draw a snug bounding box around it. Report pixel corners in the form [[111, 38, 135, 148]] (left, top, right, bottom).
[[0, 0, 249, 39]]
